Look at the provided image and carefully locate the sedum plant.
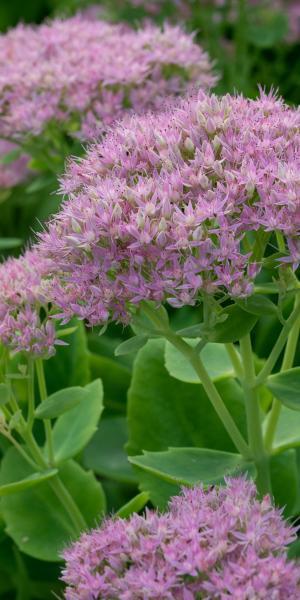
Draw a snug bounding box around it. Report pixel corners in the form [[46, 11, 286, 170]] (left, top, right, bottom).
[[37, 89, 300, 499], [1, 87, 300, 594]]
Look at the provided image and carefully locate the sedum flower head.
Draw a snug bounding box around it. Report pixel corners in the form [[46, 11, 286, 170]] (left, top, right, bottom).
[[62, 478, 300, 599], [0, 249, 64, 358], [0, 16, 216, 143], [39, 90, 300, 326]]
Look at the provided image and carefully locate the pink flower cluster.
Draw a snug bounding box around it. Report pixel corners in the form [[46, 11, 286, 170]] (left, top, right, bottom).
[[62, 478, 300, 599], [0, 250, 64, 358], [0, 16, 216, 143], [0, 140, 30, 189], [38, 90, 300, 327]]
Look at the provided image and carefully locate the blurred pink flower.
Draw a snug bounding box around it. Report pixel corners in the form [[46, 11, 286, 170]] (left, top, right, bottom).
[[0, 16, 216, 143]]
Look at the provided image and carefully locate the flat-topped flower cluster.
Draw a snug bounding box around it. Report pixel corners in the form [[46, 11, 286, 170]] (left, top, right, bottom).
[[62, 478, 300, 599], [38, 90, 300, 327], [0, 16, 216, 144], [2, 89, 300, 356]]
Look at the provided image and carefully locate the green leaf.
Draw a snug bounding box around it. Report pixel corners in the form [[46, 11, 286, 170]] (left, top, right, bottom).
[[102, 480, 138, 514], [56, 326, 78, 338], [165, 340, 233, 384], [35, 386, 88, 419], [132, 304, 169, 337], [0, 469, 58, 496], [52, 379, 104, 463], [0, 383, 10, 406], [176, 323, 204, 337], [208, 304, 258, 343], [272, 406, 300, 454], [266, 368, 300, 410], [129, 448, 255, 486], [0, 237, 22, 250], [0, 448, 106, 561], [127, 339, 247, 455], [254, 282, 280, 294], [133, 471, 180, 510], [116, 492, 149, 518], [237, 294, 278, 317], [0, 148, 22, 164], [44, 319, 90, 394], [89, 353, 130, 413], [115, 335, 148, 356], [83, 417, 137, 484], [270, 450, 300, 517]]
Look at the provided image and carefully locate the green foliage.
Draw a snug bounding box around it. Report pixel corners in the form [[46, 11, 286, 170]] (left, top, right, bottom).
[[116, 491, 149, 518], [127, 339, 247, 456], [270, 450, 300, 517], [164, 340, 233, 383], [83, 416, 137, 484], [0, 383, 10, 406], [272, 407, 300, 454], [51, 379, 104, 463], [0, 449, 105, 561], [0, 469, 58, 496], [237, 294, 279, 317], [266, 368, 300, 410], [207, 305, 258, 343], [44, 320, 90, 394], [115, 335, 148, 356], [89, 352, 130, 413], [35, 386, 89, 419], [130, 447, 255, 486]]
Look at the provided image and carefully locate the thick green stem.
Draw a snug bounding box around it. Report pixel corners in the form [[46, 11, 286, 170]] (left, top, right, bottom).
[[239, 335, 272, 495], [35, 359, 54, 465], [49, 475, 87, 534], [255, 301, 300, 387], [264, 292, 300, 450], [142, 304, 251, 458], [0, 429, 39, 471], [22, 428, 86, 535], [225, 343, 244, 380]]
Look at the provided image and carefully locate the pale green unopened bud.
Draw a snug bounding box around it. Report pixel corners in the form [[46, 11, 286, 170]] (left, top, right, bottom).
[[163, 159, 173, 172], [212, 135, 222, 151], [136, 213, 145, 228], [184, 137, 195, 153], [145, 202, 156, 216], [246, 182, 255, 196], [112, 203, 122, 219], [199, 174, 209, 189], [158, 217, 167, 231], [71, 218, 81, 233]]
